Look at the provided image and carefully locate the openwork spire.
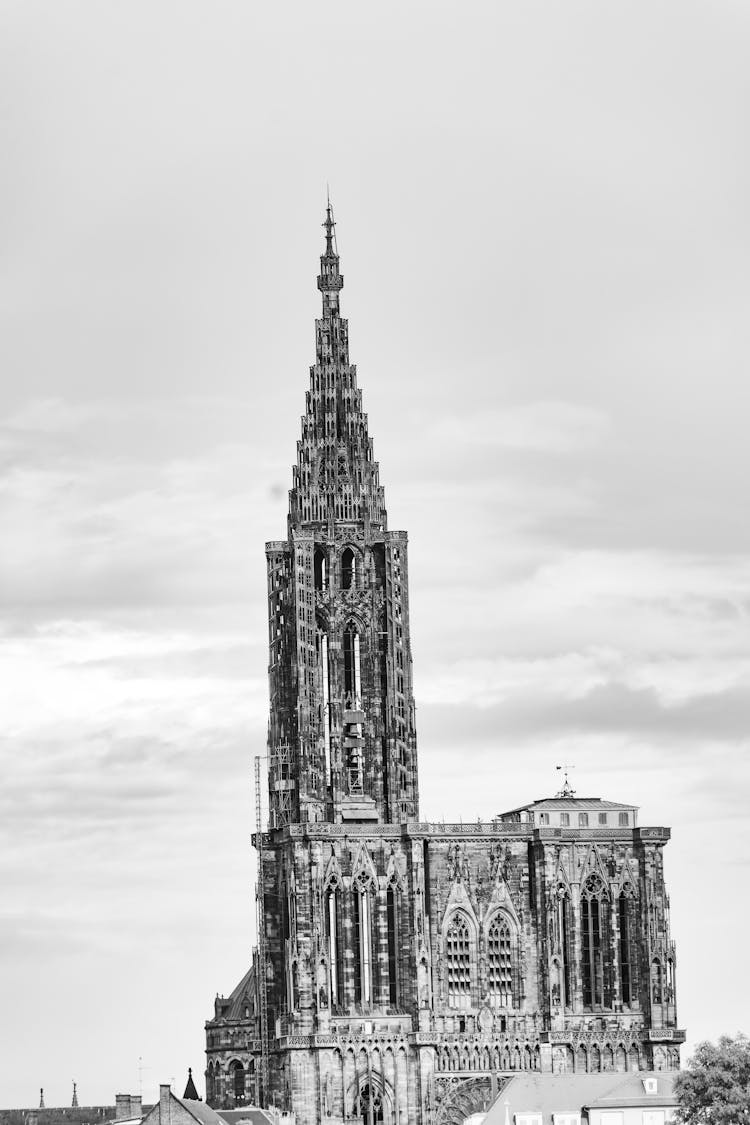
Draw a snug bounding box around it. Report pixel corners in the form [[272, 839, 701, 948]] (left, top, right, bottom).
[[289, 204, 387, 531]]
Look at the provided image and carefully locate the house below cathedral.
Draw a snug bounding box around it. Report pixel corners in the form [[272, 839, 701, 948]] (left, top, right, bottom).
[[205, 206, 684, 1125]]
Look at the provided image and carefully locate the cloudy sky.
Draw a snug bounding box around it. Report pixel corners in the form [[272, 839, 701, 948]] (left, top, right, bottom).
[[2, 0, 750, 1108]]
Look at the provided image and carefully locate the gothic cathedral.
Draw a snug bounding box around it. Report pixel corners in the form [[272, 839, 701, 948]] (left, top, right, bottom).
[[205, 208, 685, 1125]]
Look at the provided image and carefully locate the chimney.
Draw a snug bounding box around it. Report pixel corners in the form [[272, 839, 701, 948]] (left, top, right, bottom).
[[159, 1086, 171, 1125], [116, 1096, 130, 1121], [129, 1097, 142, 1120]]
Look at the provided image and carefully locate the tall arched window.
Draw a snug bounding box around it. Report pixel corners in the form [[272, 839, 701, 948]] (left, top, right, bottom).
[[341, 547, 357, 590], [352, 874, 374, 1006], [581, 874, 611, 1009], [651, 958, 663, 1004], [231, 1061, 245, 1102], [343, 625, 361, 707], [487, 915, 514, 1007], [445, 911, 472, 1009], [618, 887, 637, 1006], [387, 885, 400, 1006], [317, 627, 332, 781], [558, 886, 573, 1007], [314, 548, 327, 591], [327, 884, 343, 1008]]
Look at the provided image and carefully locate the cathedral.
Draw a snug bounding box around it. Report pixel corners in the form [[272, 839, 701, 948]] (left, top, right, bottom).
[[204, 207, 684, 1125]]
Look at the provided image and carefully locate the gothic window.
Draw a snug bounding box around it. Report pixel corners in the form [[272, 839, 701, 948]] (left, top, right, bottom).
[[357, 1084, 383, 1125], [387, 885, 400, 1006], [557, 888, 573, 1007], [581, 874, 611, 1009], [231, 1061, 245, 1101], [327, 885, 344, 1008], [314, 548, 327, 591], [445, 911, 473, 1009], [341, 547, 356, 589], [352, 876, 374, 1006], [651, 958, 663, 1004], [618, 887, 637, 1006], [317, 628, 332, 781], [487, 915, 514, 1007], [343, 625, 362, 706]]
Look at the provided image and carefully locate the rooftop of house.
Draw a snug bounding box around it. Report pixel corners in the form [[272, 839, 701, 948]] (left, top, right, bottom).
[[215, 1110, 276, 1125], [483, 1072, 677, 1125], [498, 796, 639, 828]]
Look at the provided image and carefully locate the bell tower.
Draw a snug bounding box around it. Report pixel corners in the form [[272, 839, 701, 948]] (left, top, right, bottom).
[[265, 202, 418, 827]]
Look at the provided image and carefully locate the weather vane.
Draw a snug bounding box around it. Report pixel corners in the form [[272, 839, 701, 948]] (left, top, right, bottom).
[[555, 763, 576, 798]]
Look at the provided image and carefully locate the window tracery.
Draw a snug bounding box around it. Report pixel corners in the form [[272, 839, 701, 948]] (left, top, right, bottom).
[[445, 910, 473, 1009]]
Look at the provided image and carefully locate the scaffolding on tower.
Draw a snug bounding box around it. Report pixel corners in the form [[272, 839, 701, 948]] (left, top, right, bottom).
[[269, 740, 294, 827], [254, 756, 270, 1105]]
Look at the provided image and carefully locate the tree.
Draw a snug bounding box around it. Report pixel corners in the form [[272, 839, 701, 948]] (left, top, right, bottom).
[[675, 1034, 750, 1125]]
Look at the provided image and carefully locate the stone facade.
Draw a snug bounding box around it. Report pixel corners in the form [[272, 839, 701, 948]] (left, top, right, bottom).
[[205, 207, 684, 1125]]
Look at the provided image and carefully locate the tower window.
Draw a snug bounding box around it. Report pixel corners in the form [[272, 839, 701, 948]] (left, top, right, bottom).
[[445, 911, 472, 1009], [581, 874, 611, 1009], [314, 549, 327, 591], [487, 916, 514, 1007], [619, 888, 637, 1006], [387, 886, 400, 1006], [343, 625, 361, 707], [341, 547, 356, 589]]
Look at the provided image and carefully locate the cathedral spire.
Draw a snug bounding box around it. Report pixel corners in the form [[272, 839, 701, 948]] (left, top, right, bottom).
[[289, 208, 386, 532]]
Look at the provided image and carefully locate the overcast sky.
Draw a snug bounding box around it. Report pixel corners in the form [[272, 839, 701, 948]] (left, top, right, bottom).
[[2, 0, 750, 1109]]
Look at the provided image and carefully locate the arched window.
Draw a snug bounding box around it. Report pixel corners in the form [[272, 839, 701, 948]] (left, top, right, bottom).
[[618, 887, 637, 1006], [352, 875, 374, 1006], [558, 887, 573, 1007], [387, 885, 400, 1006], [651, 958, 663, 1004], [445, 911, 472, 1009], [231, 1061, 245, 1101], [357, 1083, 383, 1125], [581, 874, 611, 1009], [343, 625, 361, 706], [327, 884, 343, 1009], [314, 548, 327, 591], [487, 915, 514, 1007], [317, 627, 332, 781], [341, 547, 357, 590]]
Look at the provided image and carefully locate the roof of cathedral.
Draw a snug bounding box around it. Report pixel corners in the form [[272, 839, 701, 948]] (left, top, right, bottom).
[[211, 965, 256, 1022], [483, 1072, 676, 1125]]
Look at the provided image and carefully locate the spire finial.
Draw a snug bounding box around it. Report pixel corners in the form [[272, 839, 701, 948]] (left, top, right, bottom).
[[555, 763, 576, 798], [323, 192, 336, 256]]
